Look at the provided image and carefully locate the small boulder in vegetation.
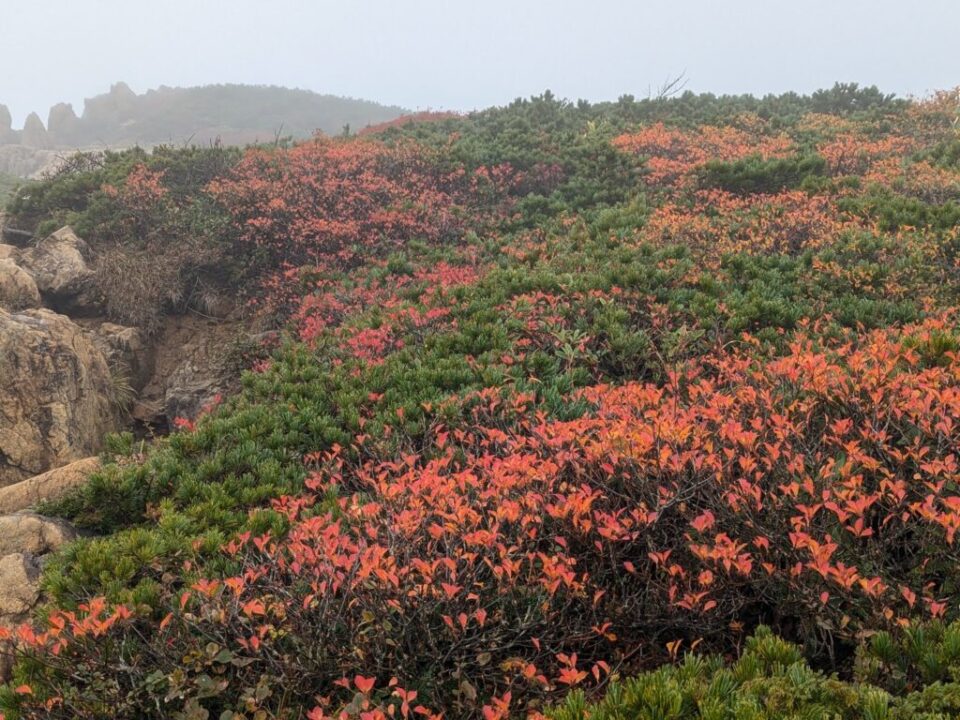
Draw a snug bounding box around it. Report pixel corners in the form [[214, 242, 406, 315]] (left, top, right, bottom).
[[18, 226, 97, 313], [0, 458, 101, 515], [0, 513, 77, 558]]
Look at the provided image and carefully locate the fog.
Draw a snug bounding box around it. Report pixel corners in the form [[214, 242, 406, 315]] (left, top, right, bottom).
[[1, 0, 957, 125]]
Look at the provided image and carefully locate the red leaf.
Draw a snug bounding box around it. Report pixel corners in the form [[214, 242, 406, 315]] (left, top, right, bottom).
[[355, 675, 376, 694]]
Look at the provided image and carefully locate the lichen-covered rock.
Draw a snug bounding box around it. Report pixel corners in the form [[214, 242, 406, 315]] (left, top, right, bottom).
[[0, 513, 77, 557], [18, 226, 98, 312], [0, 553, 41, 618], [0, 514, 79, 681], [0, 244, 17, 260], [0, 258, 40, 309], [0, 309, 119, 486], [0, 513, 79, 682], [132, 315, 238, 429], [0, 551, 42, 682], [91, 321, 153, 393], [164, 362, 224, 427], [0, 457, 100, 514]]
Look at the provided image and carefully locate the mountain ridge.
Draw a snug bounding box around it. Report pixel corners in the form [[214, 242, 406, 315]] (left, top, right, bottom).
[[0, 81, 409, 151]]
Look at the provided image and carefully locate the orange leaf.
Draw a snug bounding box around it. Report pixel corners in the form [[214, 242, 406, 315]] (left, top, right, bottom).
[[355, 675, 376, 694]]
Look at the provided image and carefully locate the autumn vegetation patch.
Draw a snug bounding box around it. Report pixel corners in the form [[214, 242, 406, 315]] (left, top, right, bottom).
[[2, 83, 960, 718]]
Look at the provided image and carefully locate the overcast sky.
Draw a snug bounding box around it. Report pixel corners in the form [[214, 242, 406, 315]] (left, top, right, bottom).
[[1, 0, 957, 126]]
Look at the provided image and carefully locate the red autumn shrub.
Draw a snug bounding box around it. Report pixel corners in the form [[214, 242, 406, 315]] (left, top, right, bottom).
[[612, 121, 794, 188], [99, 163, 171, 237], [642, 189, 857, 260], [296, 259, 480, 344], [207, 136, 504, 314], [9, 318, 960, 718]]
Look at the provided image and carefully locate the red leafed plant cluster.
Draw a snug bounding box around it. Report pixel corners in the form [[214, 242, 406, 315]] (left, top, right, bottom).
[[207, 137, 505, 315], [296, 260, 479, 346], [4, 87, 960, 718], [9, 318, 960, 717], [612, 121, 794, 188]]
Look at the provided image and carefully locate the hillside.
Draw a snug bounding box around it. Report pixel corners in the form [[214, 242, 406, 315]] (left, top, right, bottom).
[[0, 173, 18, 204], [0, 82, 408, 152], [1, 83, 960, 718]]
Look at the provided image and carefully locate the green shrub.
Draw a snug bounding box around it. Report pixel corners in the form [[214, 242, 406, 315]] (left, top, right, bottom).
[[810, 82, 903, 115], [838, 191, 960, 232], [856, 621, 960, 695], [699, 153, 828, 195], [550, 626, 960, 720]]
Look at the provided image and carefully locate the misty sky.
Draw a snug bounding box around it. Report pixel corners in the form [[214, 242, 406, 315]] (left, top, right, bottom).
[[1, 0, 957, 126]]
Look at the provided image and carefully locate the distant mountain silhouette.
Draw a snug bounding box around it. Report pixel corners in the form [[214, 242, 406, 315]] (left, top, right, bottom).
[[0, 82, 409, 150]]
